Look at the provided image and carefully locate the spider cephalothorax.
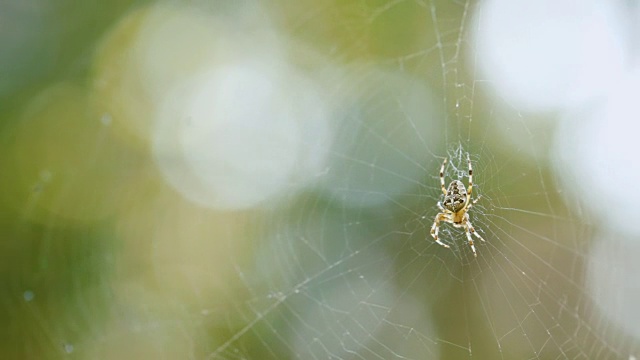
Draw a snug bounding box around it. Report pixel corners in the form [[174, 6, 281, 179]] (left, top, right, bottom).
[[430, 156, 485, 257]]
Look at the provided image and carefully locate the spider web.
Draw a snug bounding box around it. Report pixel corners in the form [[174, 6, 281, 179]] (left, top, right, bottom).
[[203, 1, 640, 358], [2, 0, 640, 359]]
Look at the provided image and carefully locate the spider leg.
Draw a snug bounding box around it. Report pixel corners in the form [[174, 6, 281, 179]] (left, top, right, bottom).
[[437, 201, 445, 212], [466, 215, 485, 242], [430, 212, 451, 249], [464, 227, 477, 257], [464, 215, 485, 258], [439, 158, 448, 195], [466, 154, 473, 203]]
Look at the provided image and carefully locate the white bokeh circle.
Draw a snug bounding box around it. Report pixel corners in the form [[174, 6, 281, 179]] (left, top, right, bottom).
[[552, 69, 640, 237], [472, 0, 627, 112], [153, 60, 331, 210]]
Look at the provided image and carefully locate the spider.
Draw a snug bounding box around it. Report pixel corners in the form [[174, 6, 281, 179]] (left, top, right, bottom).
[[430, 156, 485, 257]]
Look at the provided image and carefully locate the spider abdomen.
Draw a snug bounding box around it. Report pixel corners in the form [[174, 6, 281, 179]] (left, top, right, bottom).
[[443, 180, 467, 212]]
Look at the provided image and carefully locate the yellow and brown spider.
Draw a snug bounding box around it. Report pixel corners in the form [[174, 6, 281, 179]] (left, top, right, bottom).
[[430, 156, 485, 257]]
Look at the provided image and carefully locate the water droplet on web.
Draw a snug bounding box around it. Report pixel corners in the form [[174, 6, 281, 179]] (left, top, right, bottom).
[[23, 291, 34, 302]]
